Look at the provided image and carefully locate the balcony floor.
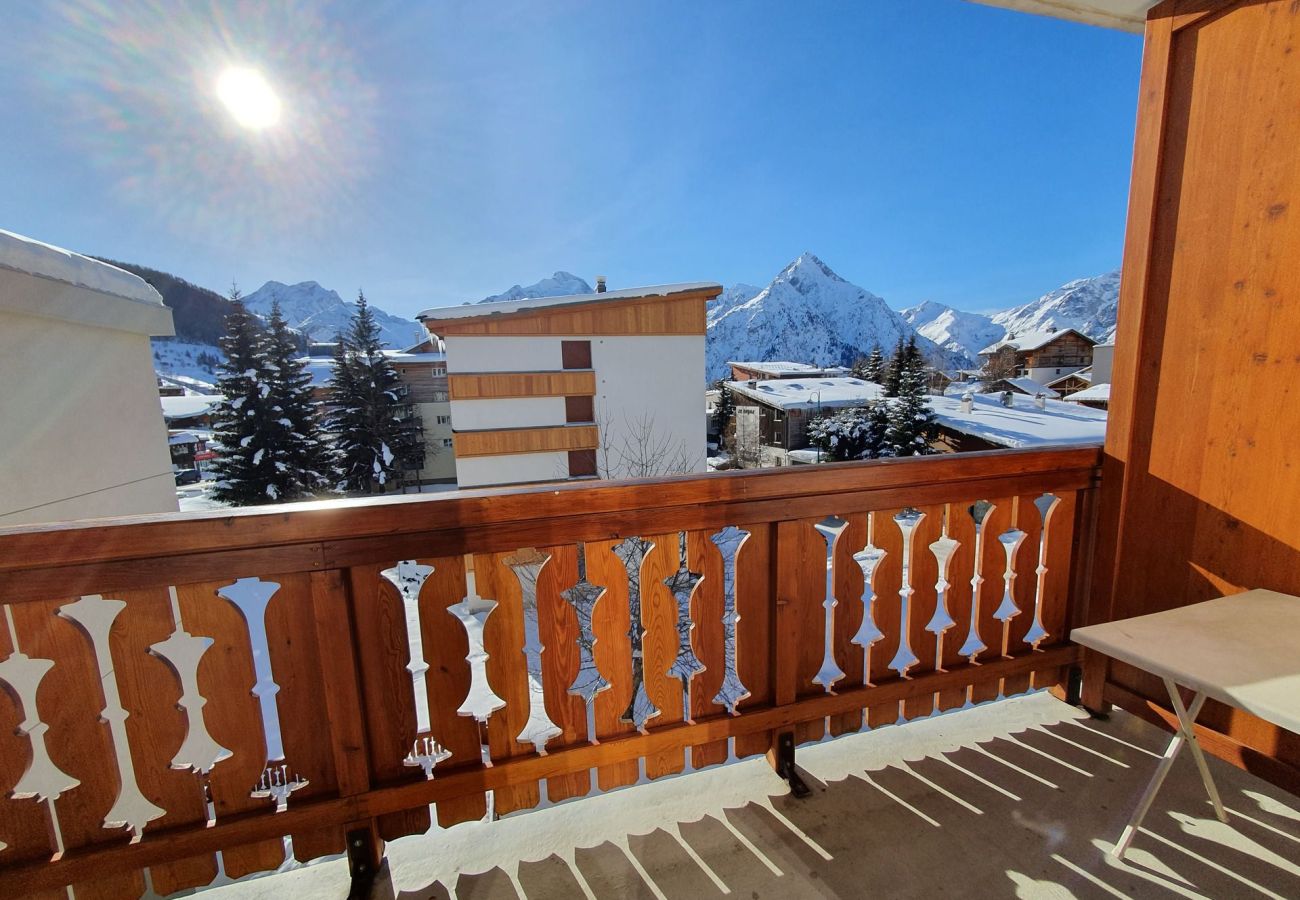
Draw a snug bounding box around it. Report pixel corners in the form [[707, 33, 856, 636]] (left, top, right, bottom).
[[202, 692, 1300, 899]]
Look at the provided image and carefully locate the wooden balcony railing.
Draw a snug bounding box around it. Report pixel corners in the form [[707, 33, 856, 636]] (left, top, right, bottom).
[[0, 445, 1101, 897]]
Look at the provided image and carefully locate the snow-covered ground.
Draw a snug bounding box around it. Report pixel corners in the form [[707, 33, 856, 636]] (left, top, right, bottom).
[[152, 338, 223, 383]]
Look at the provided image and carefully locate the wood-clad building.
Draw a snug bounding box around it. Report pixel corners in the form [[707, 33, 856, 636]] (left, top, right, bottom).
[[419, 282, 720, 488], [979, 328, 1096, 385]]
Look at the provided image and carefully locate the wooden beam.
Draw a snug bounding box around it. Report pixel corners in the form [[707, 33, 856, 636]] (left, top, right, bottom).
[[448, 370, 595, 401], [0, 645, 1077, 896], [452, 424, 599, 458]]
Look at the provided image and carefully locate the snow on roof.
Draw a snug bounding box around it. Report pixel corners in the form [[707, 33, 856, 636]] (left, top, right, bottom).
[[728, 361, 848, 377], [161, 394, 223, 419], [788, 448, 829, 464], [1045, 367, 1092, 388], [418, 282, 722, 324], [0, 229, 162, 305], [727, 376, 884, 411], [978, 328, 1093, 356], [383, 349, 447, 362], [1066, 382, 1111, 402], [158, 373, 218, 394], [168, 431, 200, 445], [997, 377, 1061, 399], [929, 391, 1106, 449]]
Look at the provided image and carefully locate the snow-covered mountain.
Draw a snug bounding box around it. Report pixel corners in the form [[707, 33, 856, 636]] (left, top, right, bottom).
[[480, 271, 592, 303], [900, 301, 1004, 366], [991, 270, 1121, 344], [244, 281, 423, 349], [706, 253, 959, 383]]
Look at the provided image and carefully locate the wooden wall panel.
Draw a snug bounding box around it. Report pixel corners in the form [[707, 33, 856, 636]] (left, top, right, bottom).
[[829, 514, 867, 736], [1096, 0, 1300, 791], [533, 545, 592, 803], [453, 425, 598, 459], [688, 529, 729, 768], [448, 370, 595, 401], [424, 292, 714, 337], [732, 523, 775, 760]]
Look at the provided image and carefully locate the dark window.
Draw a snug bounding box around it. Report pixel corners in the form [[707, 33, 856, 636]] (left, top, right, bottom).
[[565, 395, 594, 423], [568, 449, 597, 477], [562, 340, 592, 369]]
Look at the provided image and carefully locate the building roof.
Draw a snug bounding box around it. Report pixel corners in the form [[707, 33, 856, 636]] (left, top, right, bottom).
[[978, 328, 1095, 356], [728, 361, 849, 377], [160, 394, 223, 420], [727, 376, 884, 411], [418, 282, 722, 326], [929, 391, 1107, 449], [967, 1, 1154, 33], [1045, 367, 1092, 389], [993, 376, 1062, 399], [1066, 382, 1112, 403], [168, 431, 200, 445], [0, 229, 174, 336]]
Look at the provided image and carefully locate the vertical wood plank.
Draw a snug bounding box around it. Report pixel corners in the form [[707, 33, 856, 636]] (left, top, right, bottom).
[[642, 533, 687, 779], [732, 522, 774, 760], [688, 529, 729, 768], [829, 514, 867, 736], [867, 509, 904, 728], [534, 545, 591, 802], [1001, 496, 1043, 698], [587, 541, 638, 790], [970, 499, 1015, 705], [902, 506, 945, 720], [938, 502, 977, 712]]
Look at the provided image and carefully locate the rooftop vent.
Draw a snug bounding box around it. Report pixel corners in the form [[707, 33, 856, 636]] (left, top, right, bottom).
[[595, 275, 607, 293]]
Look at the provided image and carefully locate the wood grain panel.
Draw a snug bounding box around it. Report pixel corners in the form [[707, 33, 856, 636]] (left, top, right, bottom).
[[453, 425, 598, 459], [732, 522, 775, 760], [867, 510, 904, 729], [688, 529, 729, 768], [422, 290, 716, 337], [448, 370, 595, 401], [938, 501, 978, 711], [902, 505, 946, 720], [533, 545, 592, 802], [586, 541, 638, 790], [641, 533, 688, 779], [829, 514, 867, 736], [969, 499, 1015, 706]]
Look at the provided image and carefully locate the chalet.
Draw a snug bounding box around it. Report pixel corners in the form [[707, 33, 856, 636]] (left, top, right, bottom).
[[159, 393, 223, 430], [727, 376, 884, 467], [1065, 381, 1111, 410], [728, 360, 850, 381], [419, 282, 720, 487], [928, 390, 1107, 453], [984, 376, 1062, 399], [978, 328, 1096, 385], [1045, 366, 1093, 398]]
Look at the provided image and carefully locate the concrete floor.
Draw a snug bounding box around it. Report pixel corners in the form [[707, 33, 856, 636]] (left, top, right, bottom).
[[201, 693, 1300, 899]]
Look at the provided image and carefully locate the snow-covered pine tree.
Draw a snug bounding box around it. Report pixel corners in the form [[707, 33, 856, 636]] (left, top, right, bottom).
[[712, 381, 736, 435], [882, 336, 938, 457], [808, 405, 885, 460], [883, 337, 906, 397], [210, 286, 277, 506], [261, 300, 332, 499], [857, 345, 885, 384], [327, 291, 423, 493]]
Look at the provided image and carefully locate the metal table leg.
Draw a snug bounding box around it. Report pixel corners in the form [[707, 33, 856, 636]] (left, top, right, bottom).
[[1111, 678, 1228, 859]]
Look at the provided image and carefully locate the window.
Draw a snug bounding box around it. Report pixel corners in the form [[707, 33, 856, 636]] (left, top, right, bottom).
[[565, 395, 594, 423], [568, 448, 597, 477], [433, 391, 449, 401], [436, 415, 451, 425], [562, 340, 592, 370], [441, 438, 453, 448]]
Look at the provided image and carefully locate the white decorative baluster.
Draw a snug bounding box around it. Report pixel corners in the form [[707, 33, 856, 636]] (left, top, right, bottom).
[[0, 606, 79, 804], [562, 543, 610, 703], [614, 536, 660, 731], [58, 596, 166, 836], [447, 560, 506, 722], [813, 516, 848, 691], [925, 521, 960, 651], [216, 577, 308, 809], [994, 528, 1029, 623], [710, 526, 750, 714], [850, 515, 887, 672], [149, 587, 231, 775], [505, 549, 562, 753], [380, 560, 451, 777], [889, 509, 926, 676], [958, 501, 996, 660], [663, 533, 705, 687], [1023, 494, 1061, 647]]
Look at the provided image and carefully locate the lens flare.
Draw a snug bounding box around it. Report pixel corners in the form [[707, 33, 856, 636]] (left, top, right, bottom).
[[216, 66, 281, 130], [18, 0, 380, 239]]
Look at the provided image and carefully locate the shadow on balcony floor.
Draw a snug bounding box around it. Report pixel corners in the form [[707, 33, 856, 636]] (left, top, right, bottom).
[[202, 693, 1300, 899]]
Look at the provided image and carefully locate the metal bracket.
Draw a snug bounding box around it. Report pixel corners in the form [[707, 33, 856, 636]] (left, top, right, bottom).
[[772, 732, 811, 799], [346, 827, 379, 900]]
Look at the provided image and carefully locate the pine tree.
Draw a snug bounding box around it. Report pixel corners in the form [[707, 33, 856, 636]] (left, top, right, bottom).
[[210, 286, 277, 506], [327, 291, 423, 493], [808, 404, 887, 461], [261, 300, 332, 499], [882, 337, 938, 458], [860, 345, 885, 384], [883, 337, 906, 397], [712, 381, 736, 436]]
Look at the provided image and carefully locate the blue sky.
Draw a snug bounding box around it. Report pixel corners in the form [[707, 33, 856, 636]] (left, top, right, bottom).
[[0, 1, 1141, 319]]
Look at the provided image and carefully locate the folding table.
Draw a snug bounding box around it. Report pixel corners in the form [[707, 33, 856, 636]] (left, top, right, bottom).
[[1071, 589, 1300, 859]]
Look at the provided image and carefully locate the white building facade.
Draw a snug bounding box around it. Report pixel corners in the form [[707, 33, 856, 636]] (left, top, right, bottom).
[[419, 284, 719, 489], [0, 230, 178, 525]]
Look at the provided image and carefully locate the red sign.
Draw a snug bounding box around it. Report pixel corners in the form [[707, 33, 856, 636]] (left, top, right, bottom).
[[194, 451, 216, 461]]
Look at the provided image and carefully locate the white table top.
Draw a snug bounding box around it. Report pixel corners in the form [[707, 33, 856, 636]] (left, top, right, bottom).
[[1072, 589, 1300, 734]]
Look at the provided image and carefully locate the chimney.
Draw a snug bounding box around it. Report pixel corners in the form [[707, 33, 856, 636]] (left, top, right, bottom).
[[1001, 390, 1014, 408], [960, 391, 973, 415], [1034, 392, 1046, 410], [595, 275, 607, 293]]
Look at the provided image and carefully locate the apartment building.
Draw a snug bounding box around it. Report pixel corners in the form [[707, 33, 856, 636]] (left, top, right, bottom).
[[418, 282, 720, 488]]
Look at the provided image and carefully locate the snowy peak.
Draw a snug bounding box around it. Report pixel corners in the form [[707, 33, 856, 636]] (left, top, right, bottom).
[[705, 253, 960, 382], [900, 301, 1003, 366], [244, 280, 423, 350], [991, 270, 1121, 342], [480, 271, 593, 304]]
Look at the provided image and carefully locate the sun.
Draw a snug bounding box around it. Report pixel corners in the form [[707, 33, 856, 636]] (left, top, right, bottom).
[[216, 66, 282, 130]]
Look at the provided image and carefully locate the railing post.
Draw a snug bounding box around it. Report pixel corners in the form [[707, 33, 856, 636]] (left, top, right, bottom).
[[308, 568, 387, 893]]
